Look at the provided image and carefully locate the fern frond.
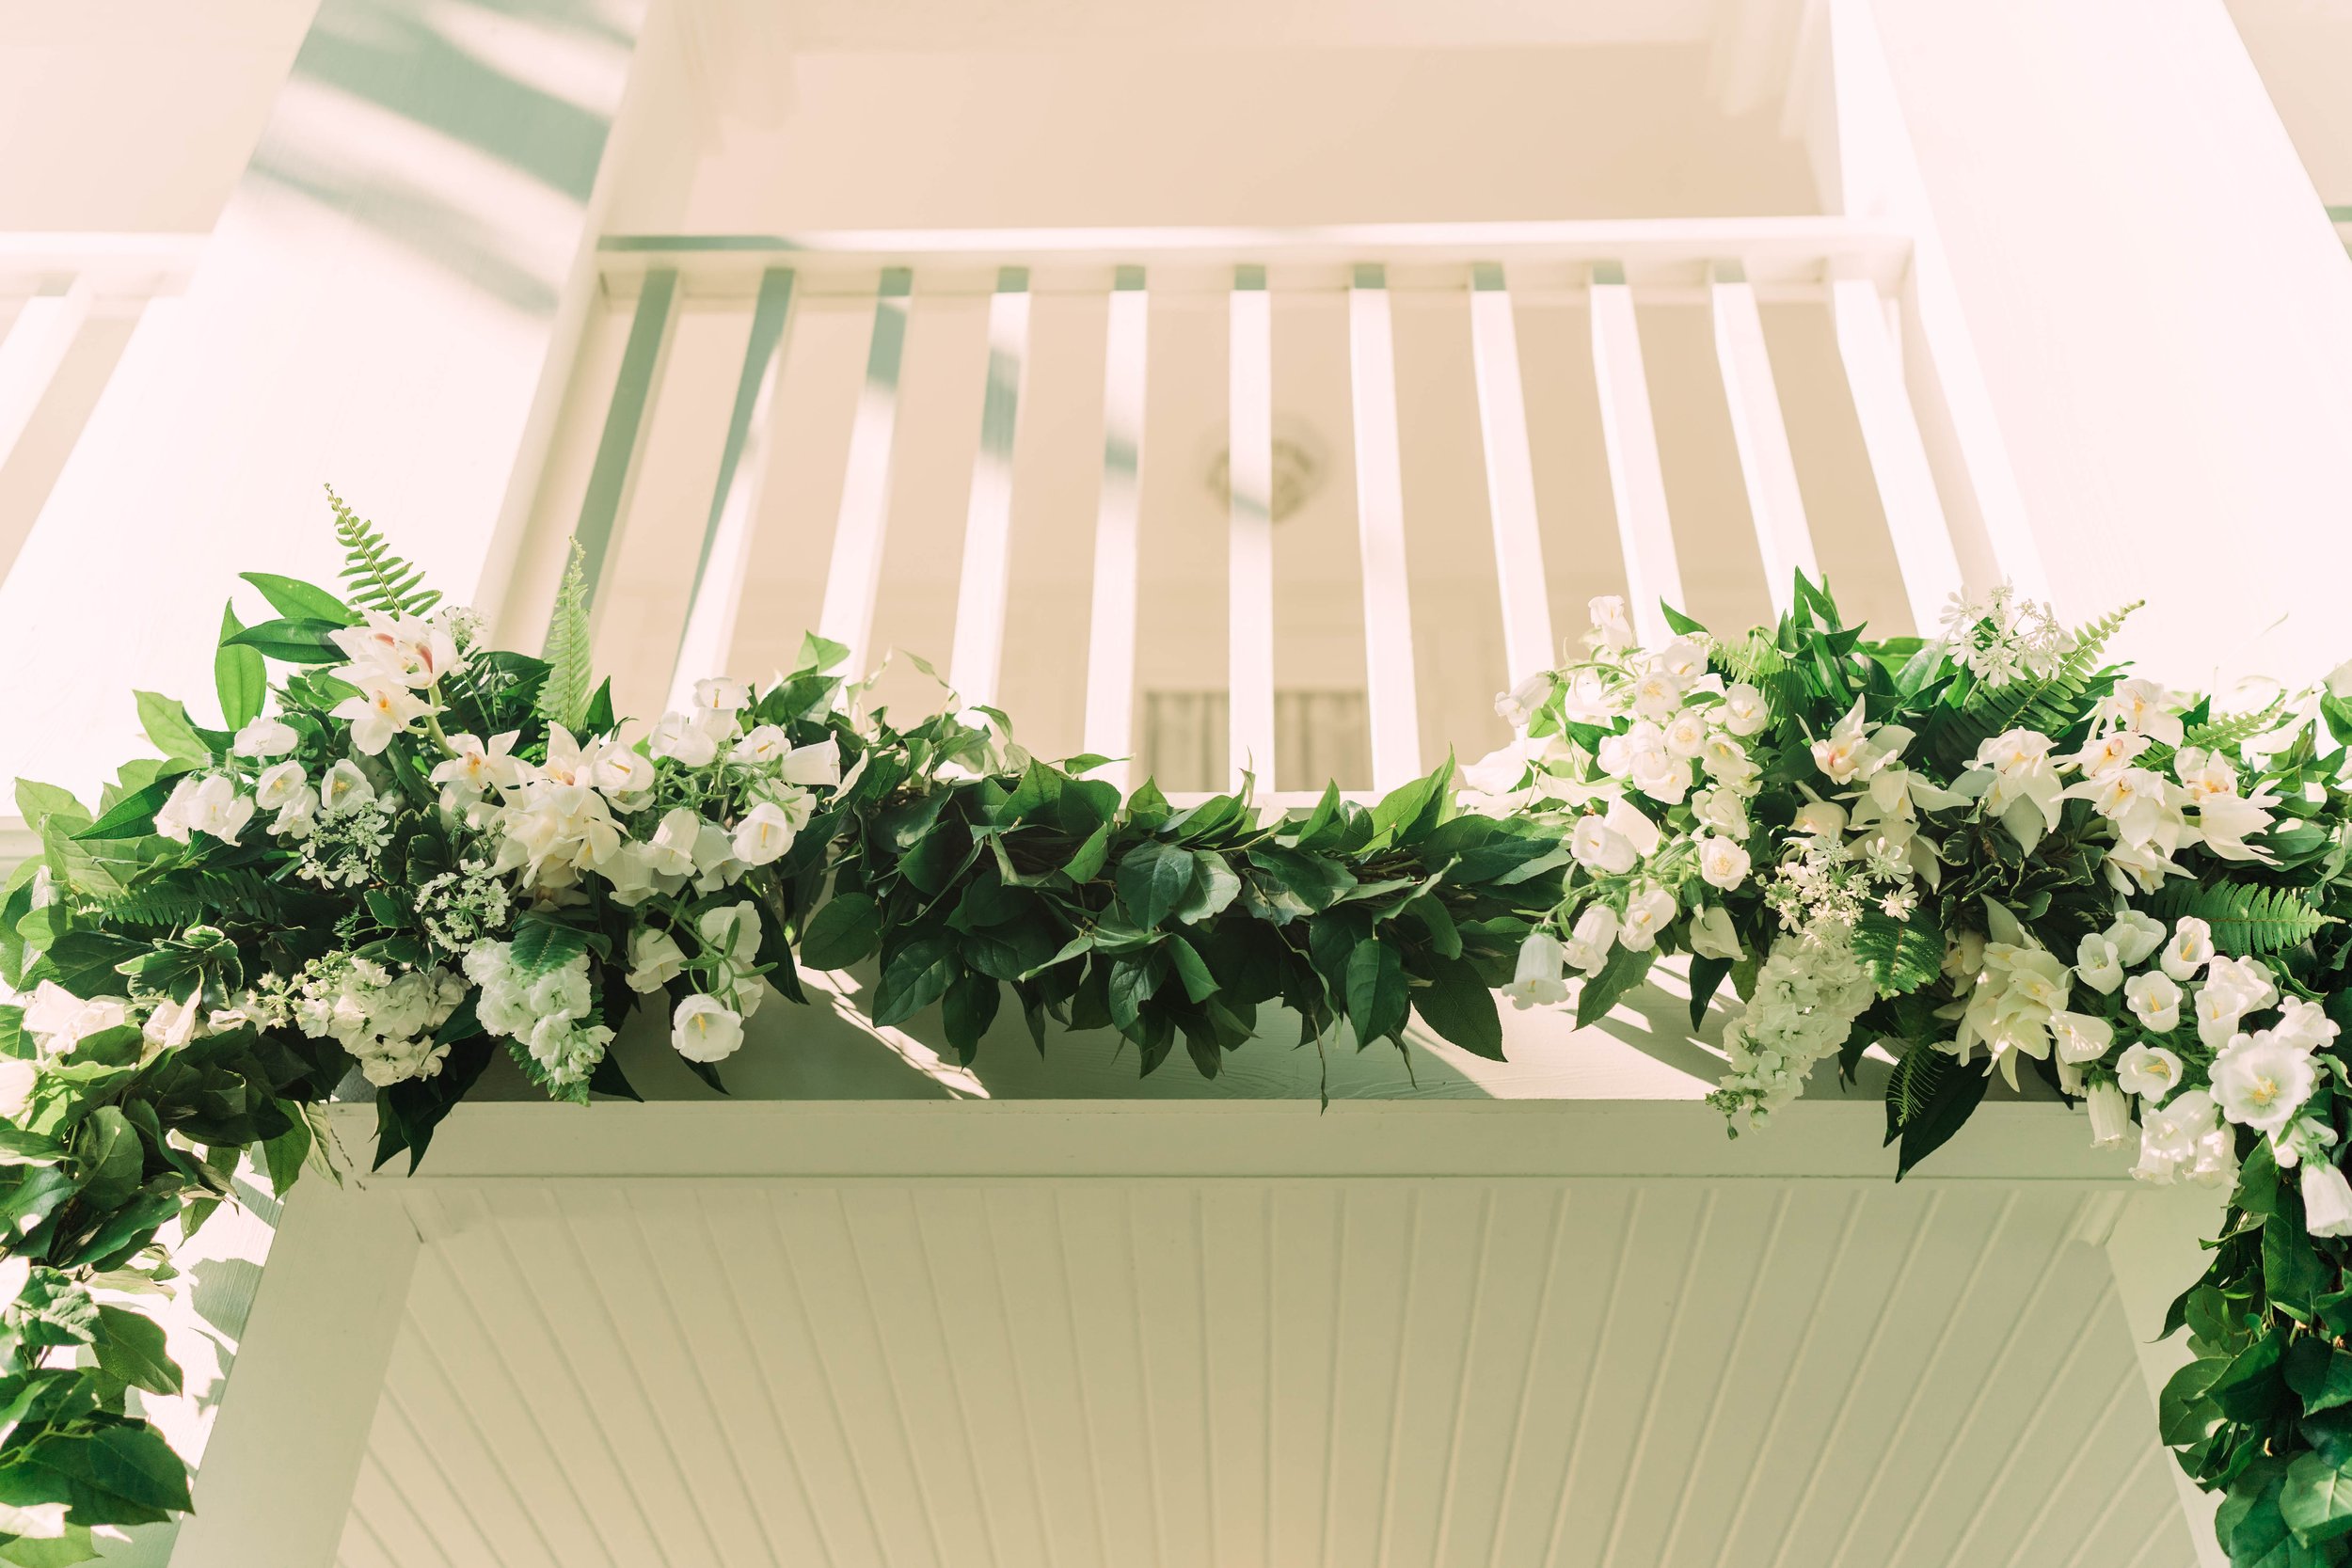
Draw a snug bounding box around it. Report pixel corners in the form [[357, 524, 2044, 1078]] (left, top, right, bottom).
[[2185, 698, 2288, 757], [327, 486, 442, 618], [95, 868, 310, 930], [537, 540, 592, 732], [1928, 600, 2139, 770], [2149, 881, 2332, 957], [1719, 627, 1787, 688], [1886, 1041, 1951, 1127]]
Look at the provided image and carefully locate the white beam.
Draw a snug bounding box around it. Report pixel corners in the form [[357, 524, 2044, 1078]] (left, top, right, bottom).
[[0, 280, 92, 476]]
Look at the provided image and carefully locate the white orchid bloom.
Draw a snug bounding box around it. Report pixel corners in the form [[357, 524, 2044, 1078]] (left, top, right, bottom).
[[1811, 700, 1878, 785], [430, 731, 521, 807], [2101, 677, 2184, 746], [2196, 785, 2280, 863], [331, 678, 435, 754], [2058, 730, 2151, 778]]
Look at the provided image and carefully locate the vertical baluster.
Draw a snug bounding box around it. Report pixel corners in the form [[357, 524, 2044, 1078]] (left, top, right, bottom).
[[667, 267, 795, 710], [1830, 276, 1963, 634], [0, 277, 94, 478], [1083, 267, 1149, 790], [1709, 261, 1818, 614], [1346, 264, 1422, 790], [816, 266, 914, 675], [1228, 265, 1277, 793], [1588, 261, 1686, 647], [566, 267, 675, 636], [946, 267, 1031, 709], [1468, 261, 1557, 687]]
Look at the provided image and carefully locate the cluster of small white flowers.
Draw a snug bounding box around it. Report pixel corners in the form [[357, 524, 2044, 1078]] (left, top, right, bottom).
[[1707, 931, 1874, 1128], [294, 790, 395, 888], [1937, 585, 2074, 689], [326, 610, 463, 754], [413, 861, 515, 953], [284, 955, 465, 1087], [463, 942, 612, 1091]]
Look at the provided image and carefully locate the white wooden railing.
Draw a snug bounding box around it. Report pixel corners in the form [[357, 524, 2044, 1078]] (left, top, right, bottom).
[[0, 233, 203, 577], [521, 218, 2028, 804]]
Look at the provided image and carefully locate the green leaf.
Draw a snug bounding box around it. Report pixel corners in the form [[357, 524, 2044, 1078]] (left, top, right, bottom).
[[1171, 851, 1240, 925], [81, 1424, 191, 1513], [1367, 759, 1454, 847], [224, 617, 346, 663], [801, 893, 882, 971], [261, 1105, 311, 1196], [2210, 1331, 2288, 1423], [1660, 601, 1708, 637], [872, 934, 958, 1028], [941, 972, 999, 1065], [72, 772, 188, 842], [2150, 882, 2331, 958], [1892, 1052, 1990, 1179], [328, 485, 440, 616], [78, 1106, 143, 1211], [2282, 1452, 2352, 1543], [1166, 935, 1219, 1004], [2158, 1355, 2229, 1446], [92, 1305, 182, 1396], [240, 571, 357, 626], [1117, 841, 1199, 929], [1688, 954, 1733, 1031], [2266, 1194, 2332, 1322], [1412, 955, 1504, 1060], [1576, 943, 1657, 1029], [214, 603, 266, 730], [507, 912, 589, 977], [133, 692, 209, 763], [1064, 822, 1113, 883], [1344, 937, 1408, 1047], [794, 631, 851, 675]]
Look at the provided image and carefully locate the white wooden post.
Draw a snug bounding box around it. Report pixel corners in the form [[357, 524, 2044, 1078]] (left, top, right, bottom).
[[1708, 261, 1817, 612], [2100, 1184, 2228, 1568], [171, 1180, 421, 1568], [1467, 262, 1556, 688], [1344, 265, 1422, 790], [947, 267, 1033, 709], [1228, 266, 1277, 792], [1830, 275, 1963, 637], [1083, 268, 1150, 790], [818, 268, 914, 677], [1588, 261, 1685, 646]]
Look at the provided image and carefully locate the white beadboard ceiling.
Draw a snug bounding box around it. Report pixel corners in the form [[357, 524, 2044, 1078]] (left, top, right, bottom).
[[335, 1176, 2195, 1568]]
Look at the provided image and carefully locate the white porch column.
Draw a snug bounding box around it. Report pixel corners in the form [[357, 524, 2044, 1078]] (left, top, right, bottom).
[[1836, 0, 2352, 689], [167, 1179, 421, 1568], [0, 0, 686, 800]]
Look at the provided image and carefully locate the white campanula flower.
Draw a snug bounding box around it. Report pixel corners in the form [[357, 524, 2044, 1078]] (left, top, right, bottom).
[[732, 725, 790, 765], [1719, 683, 1768, 736], [331, 678, 436, 755], [1697, 835, 1751, 891], [1502, 932, 1569, 1009], [590, 746, 656, 810], [627, 928, 688, 993], [231, 716, 299, 758], [2123, 970, 2182, 1033], [2194, 956, 2277, 1049], [691, 821, 744, 893], [778, 737, 843, 789], [2329, 657, 2352, 701], [2117, 1042, 2184, 1102], [1619, 884, 1677, 952], [1692, 788, 1749, 840], [2273, 1117, 2338, 1171], [2275, 996, 2341, 1054], [1458, 738, 1535, 808], [1558, 669, 1621, 724], [692, 676, 753, 716], [1629, 668, 1686, 721], [155, 773, 255, 846], [649, 711, 719, 768], [1560, 904, 1619, 976], [2104, 910, 2166, 966], [596, 843, 660, 907], [2159, 918, 2212, 981], [2132, 1087, 2226, 1185], [1698, 733, 1759, 791], [1586, 595, 1634, 651], [1655, 640, 1708, 683], [1688, 903, 1742, 961], [2073, 933, 2124, 994], [2212, 1031, 2314, 1134], [1952, 942, 2071, 1087], [2101, 677, 2185, 747], [2049, 1009, 2113, 1065], [252, 761, 307, 813], [319, 759, 374, 816], [1494, 670, 1553, 729], [1571, 815, 1634, 875], [2086, 1080, 2132, 1148], [1661, 708, 1709, 759], [673, 994, 745, 1062], [643, 807, 702, 879], [732, 801, 798, 867], [2306, 1163, 2352, 1238], [141, 993, 202, 1054]]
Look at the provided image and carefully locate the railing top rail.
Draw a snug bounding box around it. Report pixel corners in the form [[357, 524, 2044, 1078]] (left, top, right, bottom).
[[598, 215, 1914, 290], [0, 231, 206, 293]]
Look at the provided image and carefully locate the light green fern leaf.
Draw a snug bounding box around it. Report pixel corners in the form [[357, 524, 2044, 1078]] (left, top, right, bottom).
[[1886, 1041, 1951, 1127], [537, 541, 592, 732], [327, 486, 442, 617], [2149, 881, 2332, 956]]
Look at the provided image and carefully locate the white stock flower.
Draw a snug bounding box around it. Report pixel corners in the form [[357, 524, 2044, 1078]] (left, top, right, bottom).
[[1502, 932, 1569, 1009], [1697, 835, 1752, 891], [231, 716, 299, 758], [2073, 934, 2124, 994], [2086, 1080, 2132, 1148], [2212, 1031, 2315, 1134], [1619, 885, 1677, 952], [2104, 911, 2166, 966], [627, 928, 689, 993], [2123, 971, 2182, 1033], [2117, 1043, 2184, 1103], [672, 995, 745, 1062]]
